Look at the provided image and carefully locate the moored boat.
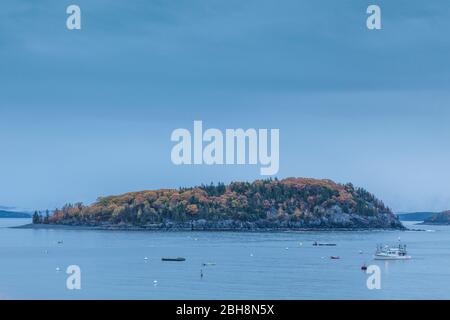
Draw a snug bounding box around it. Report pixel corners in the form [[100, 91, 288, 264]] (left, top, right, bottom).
[[162, 257, 186, 262], [374, 244, 411, 260], [313, 241, 337, 246]]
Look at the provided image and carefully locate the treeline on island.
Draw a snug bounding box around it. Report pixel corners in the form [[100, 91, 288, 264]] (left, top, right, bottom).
[[38, 178, 404, 230], [32, 210, 51, 224]]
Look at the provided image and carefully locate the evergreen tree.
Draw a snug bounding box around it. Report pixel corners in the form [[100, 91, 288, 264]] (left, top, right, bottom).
[[32, 211, 41, 224], [44, 210, 50, 224]]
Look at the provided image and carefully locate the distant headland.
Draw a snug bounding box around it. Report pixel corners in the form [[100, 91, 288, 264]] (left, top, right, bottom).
[[28, 178, 404, 231], [0, 210, 31, 218], [421, 210, 450, 225], [397, 212, 436, 222]]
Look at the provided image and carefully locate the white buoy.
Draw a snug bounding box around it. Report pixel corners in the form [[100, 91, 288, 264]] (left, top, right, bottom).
[[56, 267, 60, 272], [250, 253, 254, 257], [153, 280, 158, 286], [144, 257, 148, 260], [299, 242, 303, 246], [285, 247, 289, 250], [359, 250, 363, 254]]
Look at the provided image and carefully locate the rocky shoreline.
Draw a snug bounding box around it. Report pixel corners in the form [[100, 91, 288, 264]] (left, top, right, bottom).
[[17, 213, 406, 231], [14, 224, 406, 232]]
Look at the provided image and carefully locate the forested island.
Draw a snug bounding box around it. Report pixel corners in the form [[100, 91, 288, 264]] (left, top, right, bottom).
[[422, 210, 450, 225], [32, 178, 404, 230]]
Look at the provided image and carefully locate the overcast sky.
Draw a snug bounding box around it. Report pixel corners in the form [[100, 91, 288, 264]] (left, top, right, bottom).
[[1, 0, 450, 212]]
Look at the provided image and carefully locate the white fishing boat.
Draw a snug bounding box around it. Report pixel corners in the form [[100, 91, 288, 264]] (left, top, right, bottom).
[[374, 244, 411, 260]]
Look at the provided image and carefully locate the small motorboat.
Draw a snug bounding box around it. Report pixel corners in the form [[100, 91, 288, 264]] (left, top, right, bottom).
[[202, 262, 216, 266], [313, 241, 337, 246], [330, 256, 340, 260], [162, 257, 186, 262], [361, 264, 368, 271]]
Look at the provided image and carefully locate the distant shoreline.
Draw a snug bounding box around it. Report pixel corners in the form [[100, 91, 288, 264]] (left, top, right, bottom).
[[0, 217, 30, 219], [0, 210, 31, 219], [13, 223, 412, 232], [418, 222, 450, 226]]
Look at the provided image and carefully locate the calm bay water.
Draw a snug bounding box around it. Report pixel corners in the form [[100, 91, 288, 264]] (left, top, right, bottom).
[[0, 218, 449, 299]]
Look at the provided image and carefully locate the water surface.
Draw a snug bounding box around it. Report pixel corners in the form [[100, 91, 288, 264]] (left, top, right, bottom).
[[1, 219, 449, 299]]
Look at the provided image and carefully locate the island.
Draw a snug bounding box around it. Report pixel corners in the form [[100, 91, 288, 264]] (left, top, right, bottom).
[[29, 178, 404, 231], [422, 210, 450, 225], [397, 212, 437, 222]]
